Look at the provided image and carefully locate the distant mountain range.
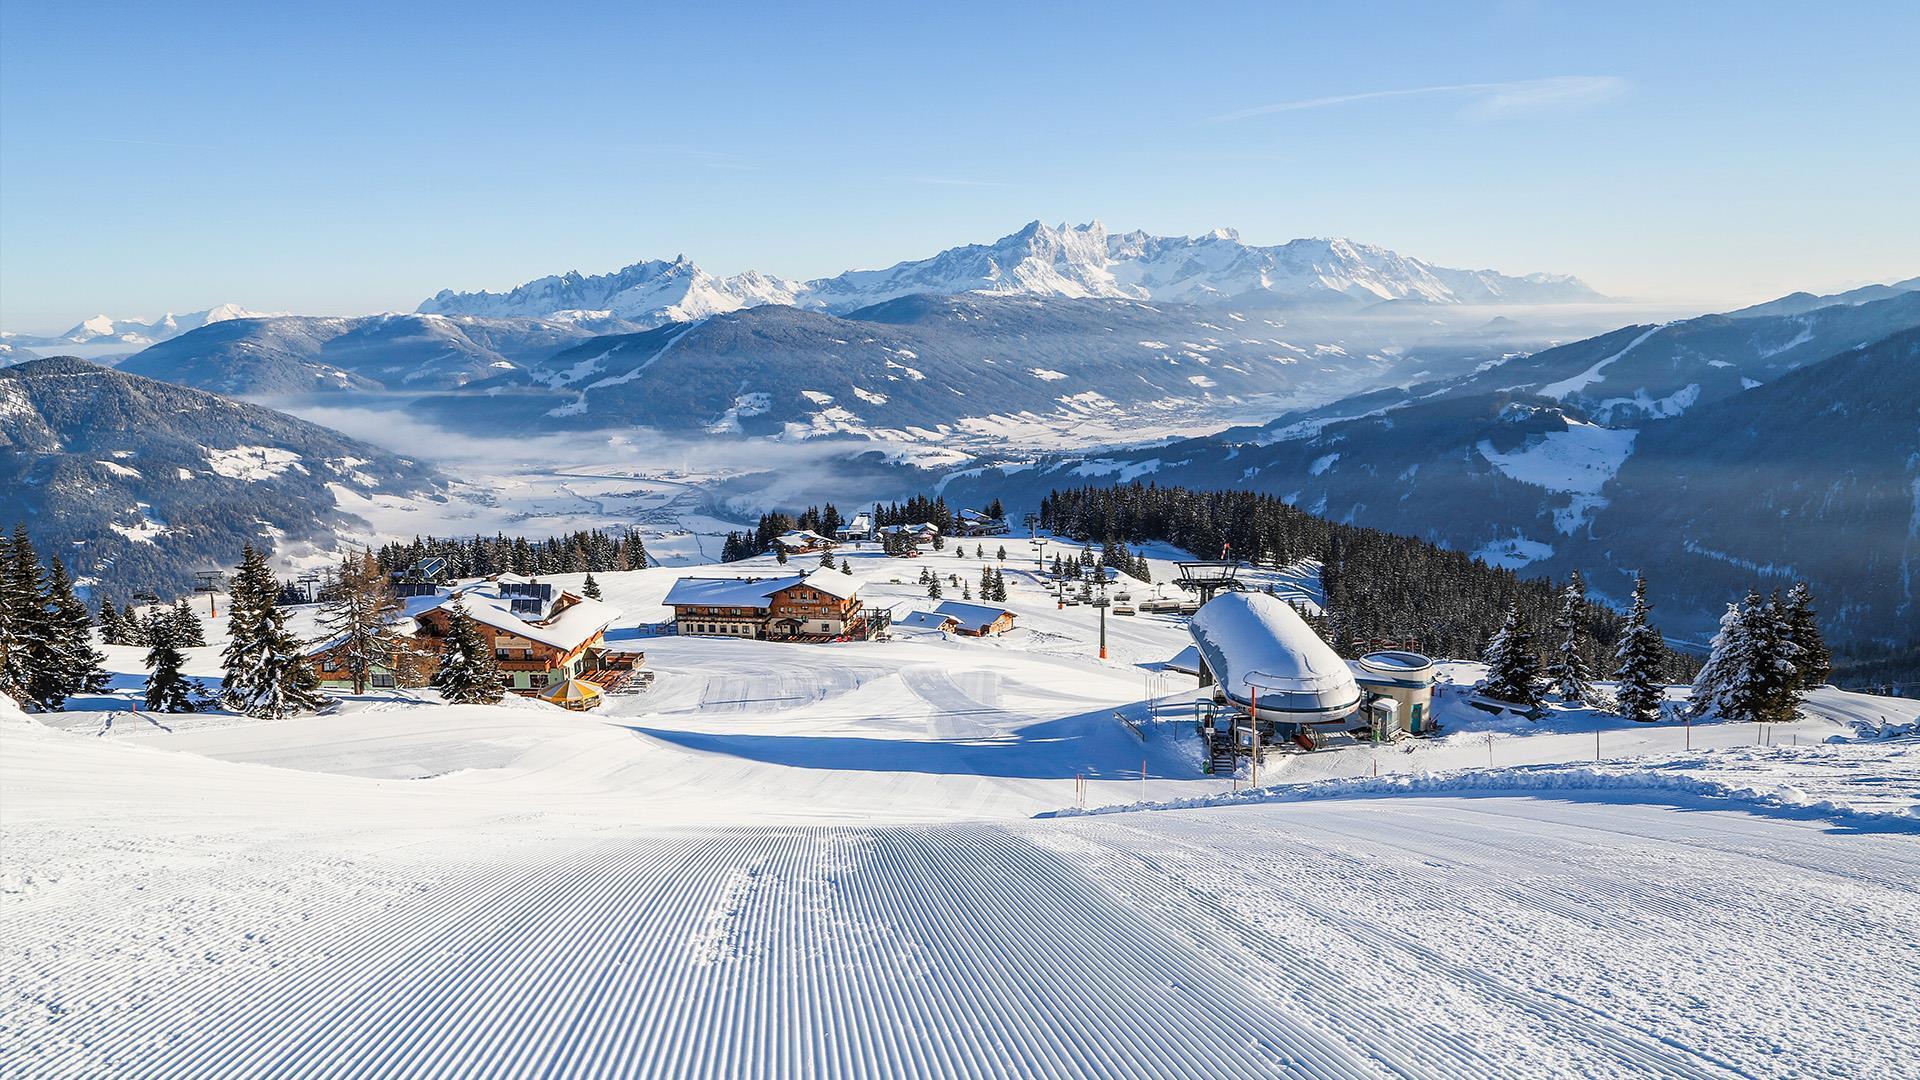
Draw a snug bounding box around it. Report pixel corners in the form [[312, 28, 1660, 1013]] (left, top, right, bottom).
[[0, 357, 443, 600], [939, 283, 1920, 646], [417, 221, 1604, 326], [118, 313, 613, 396], [2, 303, 279, 349]]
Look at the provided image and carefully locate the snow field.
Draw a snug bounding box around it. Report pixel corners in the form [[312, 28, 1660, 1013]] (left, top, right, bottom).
[[5, 537, 1919, 1077]]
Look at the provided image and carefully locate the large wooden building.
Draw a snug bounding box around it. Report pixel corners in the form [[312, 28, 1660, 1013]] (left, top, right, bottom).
[[415, 576, 633, 695], [664, 568, 877, 641]]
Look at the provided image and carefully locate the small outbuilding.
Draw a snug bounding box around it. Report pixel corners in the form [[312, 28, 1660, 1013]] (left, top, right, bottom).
[[1351, 650, 1439, 737], [932, 600, 1016, 636]]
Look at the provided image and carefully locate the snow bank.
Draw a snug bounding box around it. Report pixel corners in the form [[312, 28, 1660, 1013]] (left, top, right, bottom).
[[1046, 741, 1920, 828]]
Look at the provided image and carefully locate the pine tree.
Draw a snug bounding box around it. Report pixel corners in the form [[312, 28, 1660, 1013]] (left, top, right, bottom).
[[818, 549, 836, 569], [582, 573, 602, 600], [170, 599, 207, 648], [143, 613, 199, 713], [927, 575, 943, 599], [318, 552, 402, 695], [42, 557, 107, 706], [1544, 572, 1593, 704], [1690, 590, 1802, 722], [1781, 582, 1830, 689], [431, 601, 506, 704], [962, 583, 972, 600], [840, 557, 853, 573], [996, 546, 1007, 562], [221, 543, 323, 719], [1477, 602, 1543, 707], [1612, 575, 1665, 723], [98, 597, 128, 646], [124, 602, 152, 648], [0, 525, 47, 706], [1754, 591, 1805, 722], [775, 545, 789, 565]]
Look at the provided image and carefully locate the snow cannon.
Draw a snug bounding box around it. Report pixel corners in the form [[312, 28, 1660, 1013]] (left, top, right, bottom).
[[1189, 592, 1362, 724]]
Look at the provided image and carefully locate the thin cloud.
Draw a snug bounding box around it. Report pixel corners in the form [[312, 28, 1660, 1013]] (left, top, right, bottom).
[[1210, 76, 1627, 123]]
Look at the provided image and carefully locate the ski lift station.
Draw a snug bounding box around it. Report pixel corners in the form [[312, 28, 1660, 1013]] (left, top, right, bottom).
[[1187, 592, 1437, 755]]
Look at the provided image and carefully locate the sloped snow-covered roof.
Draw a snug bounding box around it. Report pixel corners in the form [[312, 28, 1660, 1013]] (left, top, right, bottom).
[[794, 567, 861, 600], [1189, 592, 1359, 720], [932, 600, 1015, 629], [894, 609, 959, 630], [665, 568, 862, 609], [425, 584, 618, 654], [773, 529, 833, 548], [664, 575, 802, 609]]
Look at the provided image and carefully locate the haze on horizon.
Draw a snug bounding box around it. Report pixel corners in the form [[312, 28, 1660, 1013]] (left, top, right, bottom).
[[2, 1, 1915, 331]]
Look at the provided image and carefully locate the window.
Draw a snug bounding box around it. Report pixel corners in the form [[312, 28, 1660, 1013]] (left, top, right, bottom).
[[528, 672, 549, 688], [371, 674, 396, 689], [495, 648, 511, 659]]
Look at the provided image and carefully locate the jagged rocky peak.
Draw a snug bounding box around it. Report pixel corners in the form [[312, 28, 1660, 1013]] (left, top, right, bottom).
[[409, 222, 1605, 325]]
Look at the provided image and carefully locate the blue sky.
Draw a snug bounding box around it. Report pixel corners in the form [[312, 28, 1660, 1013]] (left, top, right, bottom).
[[2, 1, 1915, 330]]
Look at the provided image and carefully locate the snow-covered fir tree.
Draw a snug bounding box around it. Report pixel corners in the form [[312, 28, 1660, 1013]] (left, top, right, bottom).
[[1690, 590, 1803, 722], [1477, 602, 1543, 707], [1781, 582, 1830, 689], [318, 552, 404, 694], [0, 526, 45, 706], [170, 599, 207, 648], [582, 573, 602, 600], [775, 545, 789, 565], [221, 543, 323, 719], [927, 575, 943, 599], [41, 556, 107, 708], [143, 612, 200, 713], [431, 601, 505, 704], [1, 532, 107, 711], [1544, 571, 1594, 704], [1612, 575, 1665, 723], [818, 549, 836, 569]]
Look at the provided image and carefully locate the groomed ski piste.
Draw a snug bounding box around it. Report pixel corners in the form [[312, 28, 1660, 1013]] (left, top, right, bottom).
[[5, 538, 1918, 1078]]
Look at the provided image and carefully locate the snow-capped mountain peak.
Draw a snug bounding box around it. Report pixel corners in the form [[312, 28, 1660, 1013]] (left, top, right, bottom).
[[8, 304, 280, 348], [412, 222, 1603, 325]]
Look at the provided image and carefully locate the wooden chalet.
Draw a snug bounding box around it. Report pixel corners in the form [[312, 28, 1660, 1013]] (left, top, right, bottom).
[[931, 600, 1017, 637], [414, 576, 637, 695], [664, 568, 880, 641], [955, 508, 1010, 537], [773, 529, 836, 555], [306, 588, 451, 692]]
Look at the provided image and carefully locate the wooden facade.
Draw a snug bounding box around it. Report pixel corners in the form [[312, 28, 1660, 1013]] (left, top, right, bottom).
[[414, 591, 629, 695]]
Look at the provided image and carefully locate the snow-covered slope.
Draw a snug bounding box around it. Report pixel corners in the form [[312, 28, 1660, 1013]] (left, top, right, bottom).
[[941, 289, 1920, 643], [4, 542, 1915, 1078], [414, 221, 1602, 325], [119, 312, 608, 395], [0, 357, 442, 599]]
